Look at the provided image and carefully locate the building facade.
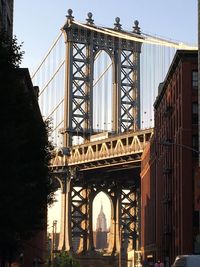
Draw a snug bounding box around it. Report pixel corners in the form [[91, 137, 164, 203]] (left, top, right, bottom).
[[198, 0, 200, 168], [16, 69, 47, 267], [0, 3, 48, 266], [0, 68, 47, 267], [0, 0, 14, 37], [141, 140, 156, 265], [94, 203, 108, 249], [141, 50, 199, 266]]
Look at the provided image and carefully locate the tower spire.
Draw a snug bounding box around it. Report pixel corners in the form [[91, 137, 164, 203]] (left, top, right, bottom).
[[100, 199, 103, 212]]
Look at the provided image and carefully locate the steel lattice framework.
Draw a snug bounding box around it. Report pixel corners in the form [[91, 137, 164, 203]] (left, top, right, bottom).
[[50, 10, 151, 266], [61, 10, 142, 147], [52, 128, 153, 260]]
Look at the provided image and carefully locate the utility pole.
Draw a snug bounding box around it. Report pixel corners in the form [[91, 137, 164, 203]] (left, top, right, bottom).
[[51, 220, 57, 267]]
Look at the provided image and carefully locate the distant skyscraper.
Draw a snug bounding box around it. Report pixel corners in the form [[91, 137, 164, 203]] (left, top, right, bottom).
[[94, 203, 108, 249], [96, 202, 108, 232]]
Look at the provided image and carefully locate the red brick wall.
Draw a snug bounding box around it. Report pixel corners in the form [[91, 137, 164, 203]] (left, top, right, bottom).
[[141, 141, 156, 262], [141, 51, 198, 266]]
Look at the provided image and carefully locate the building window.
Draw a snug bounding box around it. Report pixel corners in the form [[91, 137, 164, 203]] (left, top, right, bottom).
[[192, 102, 198, 124], [192, 70, 198, 89], [192, 102, 198, 113]]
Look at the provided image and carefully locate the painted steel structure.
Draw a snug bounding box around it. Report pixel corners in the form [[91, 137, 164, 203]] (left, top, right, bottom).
[[33, 11, 196, 147], [49, 12, 149, 264], [61, 10, 142, 147], [51, 128, 153, 265]]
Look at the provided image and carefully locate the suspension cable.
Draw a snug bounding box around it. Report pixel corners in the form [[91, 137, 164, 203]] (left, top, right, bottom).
[[39, 59, 65, 96], [31, 32, 63, 79], [72, 20, 197, 50], [93, 62, 112, 87]]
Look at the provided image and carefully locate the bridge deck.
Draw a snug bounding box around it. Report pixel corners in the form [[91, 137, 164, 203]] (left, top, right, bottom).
[[52, 128, 153, 171]]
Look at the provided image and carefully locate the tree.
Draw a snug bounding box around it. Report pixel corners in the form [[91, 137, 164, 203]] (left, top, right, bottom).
[[0, 32, 54, 264], [54, 252, 80, 267]]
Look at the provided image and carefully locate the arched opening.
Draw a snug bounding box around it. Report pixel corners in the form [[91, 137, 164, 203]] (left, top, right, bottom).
[[93, 50, 113, 132], [92, 191, 112, 252]]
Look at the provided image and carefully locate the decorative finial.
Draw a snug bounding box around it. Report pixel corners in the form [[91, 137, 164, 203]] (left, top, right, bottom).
[[86, 12, 94, 25], [66, 9, 74, 20], [114, 17, 122, 30], [133, 20, 141, 34]]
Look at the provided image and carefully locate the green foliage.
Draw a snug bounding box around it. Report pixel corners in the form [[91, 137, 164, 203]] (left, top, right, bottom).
[[54, 252, 80, 267], [0, 33, 55, 263], [0, 31, 24, 68]]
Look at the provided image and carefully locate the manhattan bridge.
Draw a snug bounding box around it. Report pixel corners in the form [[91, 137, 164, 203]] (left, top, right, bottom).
[[31, 10, 196, 267]]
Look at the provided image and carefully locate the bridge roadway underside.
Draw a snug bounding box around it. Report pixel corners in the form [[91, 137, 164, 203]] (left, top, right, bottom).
[[74, 158, 141, 188]]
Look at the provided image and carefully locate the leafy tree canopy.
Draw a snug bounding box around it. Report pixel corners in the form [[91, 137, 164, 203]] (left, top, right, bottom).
[[0, 32, 24, 69], [0, 32, 54, 263]]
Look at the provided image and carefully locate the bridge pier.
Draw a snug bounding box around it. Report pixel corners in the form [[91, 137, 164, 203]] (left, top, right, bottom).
[[58, 174, 73, 251], [51, 129, 153, 266], [56, 170, 140, 255]]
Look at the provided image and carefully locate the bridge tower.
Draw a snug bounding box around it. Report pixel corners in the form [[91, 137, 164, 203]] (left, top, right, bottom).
[[61, 9, 142, 147], [52, 10, 145, 267]]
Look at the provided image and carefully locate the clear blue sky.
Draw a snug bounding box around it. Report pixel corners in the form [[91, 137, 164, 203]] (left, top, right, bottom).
[[14, 0, 197, 73]]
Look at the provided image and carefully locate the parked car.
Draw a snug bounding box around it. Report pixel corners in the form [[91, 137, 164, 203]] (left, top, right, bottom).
[[172, 255, 200, 267]]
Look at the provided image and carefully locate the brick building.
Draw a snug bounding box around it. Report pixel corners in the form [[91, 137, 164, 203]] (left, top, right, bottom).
[[0, 0, 13, 37], [10, 69, 47, 267], [141, 50, 199, 266], [141, 140, 156, 265], [0, 3, 49, 266]]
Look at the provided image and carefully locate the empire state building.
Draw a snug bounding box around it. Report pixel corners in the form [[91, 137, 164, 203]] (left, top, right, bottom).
[[96, 203, 108, 232], [94, 203, 108, 249]]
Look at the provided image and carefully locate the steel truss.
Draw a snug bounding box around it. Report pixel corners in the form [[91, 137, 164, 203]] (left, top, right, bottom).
[[54, 168, 141, 254], [52, 129, 153, 255], [62, 10, 142, 146]]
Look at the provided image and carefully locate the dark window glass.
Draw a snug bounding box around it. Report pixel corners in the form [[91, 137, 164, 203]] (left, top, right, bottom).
[[192, 70, 198, 89], [192, 102, 198, 124]]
